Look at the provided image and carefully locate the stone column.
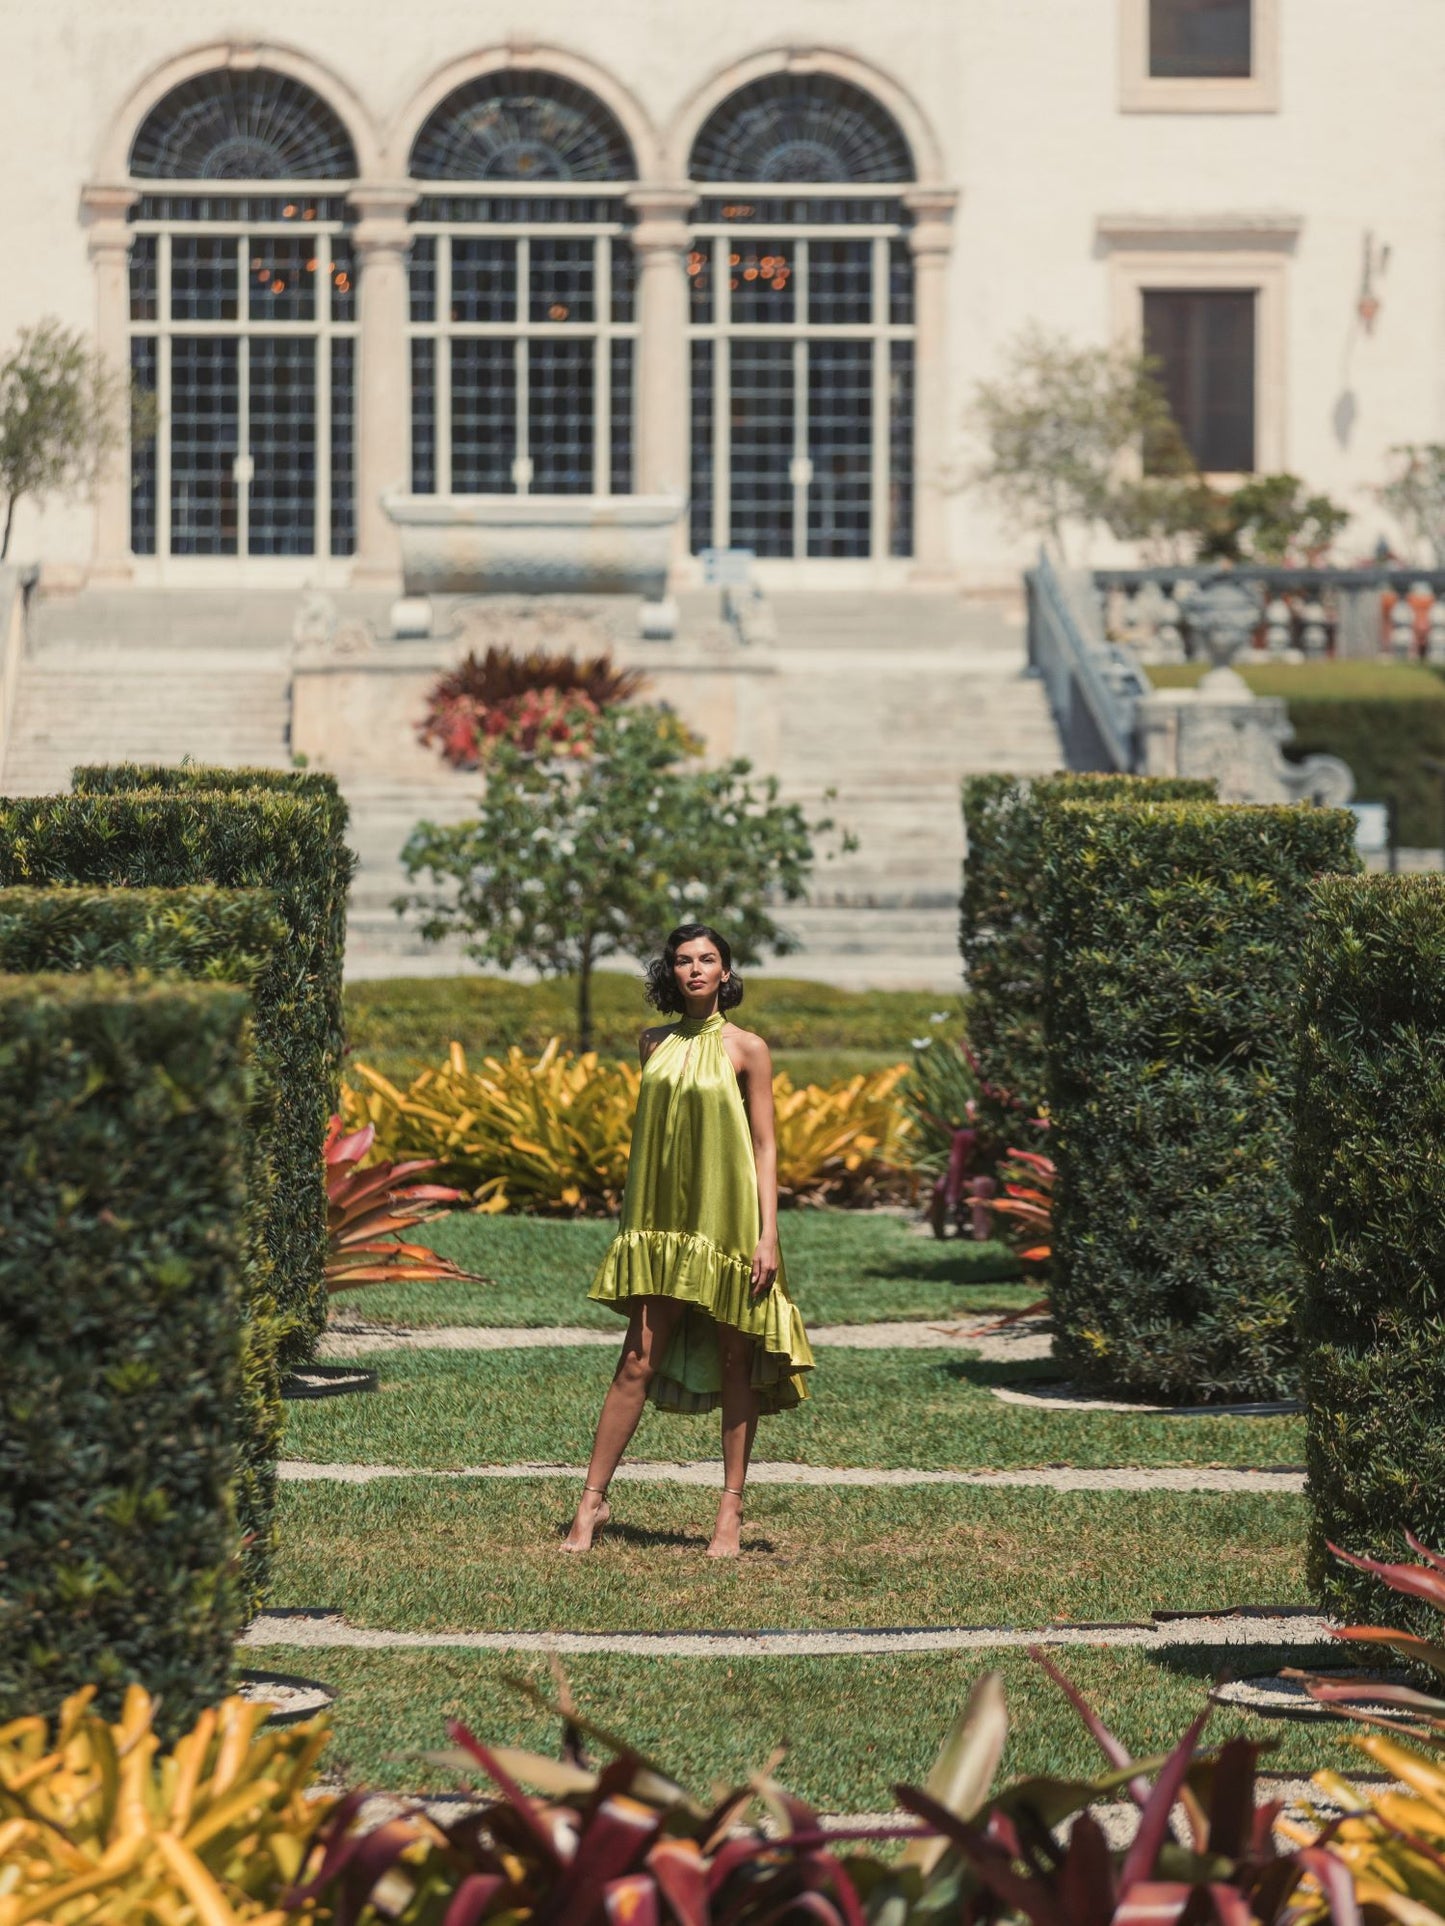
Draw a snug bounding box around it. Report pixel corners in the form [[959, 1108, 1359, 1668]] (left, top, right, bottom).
[[627, 187, 694, 529], [81, 183, 140, 585], [350, 184, 417, 590], [904, 187, 959, 583]]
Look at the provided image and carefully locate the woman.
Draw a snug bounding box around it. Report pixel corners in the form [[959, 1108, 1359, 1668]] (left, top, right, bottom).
[[562, 923, 814, 1558]]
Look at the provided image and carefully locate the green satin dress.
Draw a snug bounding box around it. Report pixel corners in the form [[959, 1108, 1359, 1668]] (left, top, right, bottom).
[[588, 1009, 814, 1414]]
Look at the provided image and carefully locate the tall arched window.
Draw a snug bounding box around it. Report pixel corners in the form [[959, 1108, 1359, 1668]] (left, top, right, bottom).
[[406, 73, 637, 499], [686, 74, 915, 561], [125, 71, 358, 565]]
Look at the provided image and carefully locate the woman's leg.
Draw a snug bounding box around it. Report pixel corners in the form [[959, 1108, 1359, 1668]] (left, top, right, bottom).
[[561, 1297, 684, 1552], [708, 1325, 759, 1559]]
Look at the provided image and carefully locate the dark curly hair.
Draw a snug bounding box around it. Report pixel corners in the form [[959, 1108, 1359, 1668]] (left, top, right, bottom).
[[643, 923, 745, 1015]]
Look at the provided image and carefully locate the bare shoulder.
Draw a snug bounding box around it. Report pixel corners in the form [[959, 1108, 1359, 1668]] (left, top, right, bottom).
[[722, 1023, 772, 1067]]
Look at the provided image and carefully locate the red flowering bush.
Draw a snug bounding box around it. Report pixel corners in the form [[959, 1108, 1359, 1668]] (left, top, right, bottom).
[[418, 646, 646, 771]]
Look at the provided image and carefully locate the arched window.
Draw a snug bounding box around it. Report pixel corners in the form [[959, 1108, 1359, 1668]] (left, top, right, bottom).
[[126, 69, 358, 565], [405, 73, 637, 500], [686, 75, 916, 562]]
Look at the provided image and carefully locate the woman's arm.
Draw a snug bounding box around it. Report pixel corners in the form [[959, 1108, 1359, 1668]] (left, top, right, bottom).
[[740, 1034, 780, 1296]]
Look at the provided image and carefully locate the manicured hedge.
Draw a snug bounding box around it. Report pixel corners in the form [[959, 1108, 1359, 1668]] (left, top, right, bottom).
[[959, 774, 1215, 1125], [0, 886, 286, 1609], [71, 764, 355, 1093], [0, 791, 338, 1359], [1147, 661, 1445, 847], [1041, 799, 1359, 1403], [0, 973, 250, 1727], [1295, 875, 1445, 1629]]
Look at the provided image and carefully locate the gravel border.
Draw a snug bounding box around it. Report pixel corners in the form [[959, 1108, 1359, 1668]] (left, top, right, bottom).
[[278, 1457, 1304, 1493], [318, 1317, 1053, 1360]]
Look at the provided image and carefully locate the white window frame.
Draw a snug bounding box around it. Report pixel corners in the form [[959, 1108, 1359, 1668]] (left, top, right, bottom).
[[406, 191, 638, 499], [1119, 0, 1280, 113], [1100, 216, 1300, 480]]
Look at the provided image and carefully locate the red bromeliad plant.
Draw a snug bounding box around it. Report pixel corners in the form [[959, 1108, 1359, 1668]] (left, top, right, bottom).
[[987, 1149, 1056, 1268], [417, 646, 648, 772], [324, 1115, 487, 1294]]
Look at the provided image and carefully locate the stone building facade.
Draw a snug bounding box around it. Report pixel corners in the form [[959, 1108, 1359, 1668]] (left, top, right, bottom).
[[4, 0, 1441, 592]]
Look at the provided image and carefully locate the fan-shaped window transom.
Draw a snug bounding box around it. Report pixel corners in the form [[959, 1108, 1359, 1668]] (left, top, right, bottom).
[[130, 70, 358, 180], [689, 75, 913, 184], [410, 72, 636, 182]]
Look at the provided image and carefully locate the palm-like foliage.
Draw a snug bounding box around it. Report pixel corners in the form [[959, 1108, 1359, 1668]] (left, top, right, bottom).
[[324, 1115, 486, 1292]]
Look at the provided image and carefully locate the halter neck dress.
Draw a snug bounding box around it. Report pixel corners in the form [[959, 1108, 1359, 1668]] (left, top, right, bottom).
[[588, 1010, 814, 1414]]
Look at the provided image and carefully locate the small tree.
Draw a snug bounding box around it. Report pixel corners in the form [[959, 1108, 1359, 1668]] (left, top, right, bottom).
[[1196, 472, 1351, 564], [0, 319, 138, 559], [1379, 444, 1445, 566], [965, 324, 1205, 562], [397, 705, 855, 1050]]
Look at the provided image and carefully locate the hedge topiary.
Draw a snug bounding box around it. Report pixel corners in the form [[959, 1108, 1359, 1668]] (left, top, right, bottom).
[[0, 886, 287, 1609], [1041, 799, 1359, 1403], [0, 972, 251, 1728], [1295, 875, 1445, 1630], [0, 791, 337, 1359], [959, 774, 1216, 1123], [70, 764, 355, 1101]]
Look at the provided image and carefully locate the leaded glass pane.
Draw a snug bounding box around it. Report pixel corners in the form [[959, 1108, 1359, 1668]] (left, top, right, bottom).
[[611, 240, 636, 323], [330, 337, 356, 555], [689, 75, 913, 184], [410, 72, 635, 182], [247, 236, 316, 322], [170, 336, 239, 555], [131, 70, 357, 180], [1150, 0, 1252, 77], [529, 339, 593, 492], [807, 340, 871, 557], [451, 338, 516, 491], [410, 338, 437, 492], [889, 340, 914, 557], [451, 238, 516, 322], [808, 240, 873, 325], [133, 193, 349, 224], [248, 336, 316, 554], [889, 238, 914, 325], [529, 238, 593, 324], [412, 193, 621, 223], [409, 237, 437, 323], [696, 195, 903, 225], [129, 236, 158, 322], [171, 236, 238, 321], [690, 340, 714, 551], [610, 338, 633, 495], [330, 238, 356, 322], [728, 239, 795, 324], [688, 242, 714, 323], [130, 338, 158, 556], [728, 339, 793, 557]]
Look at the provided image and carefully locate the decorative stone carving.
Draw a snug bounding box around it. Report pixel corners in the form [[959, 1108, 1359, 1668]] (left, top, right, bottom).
[[382, 492, 687, 603], [1138, 669, 1354, 807]]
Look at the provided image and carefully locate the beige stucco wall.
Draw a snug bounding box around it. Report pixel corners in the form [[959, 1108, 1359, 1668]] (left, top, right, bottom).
[[3, 0, 1442, 584]]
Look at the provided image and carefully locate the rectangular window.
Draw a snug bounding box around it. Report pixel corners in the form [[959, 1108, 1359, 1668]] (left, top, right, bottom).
[[170, 336, 239, 555], [609, 338, 633, 495], [409, 338, 436, 494], [170, 237, 238, 323], [528, 338, 593, 493], [728, 339, 794, 558], [248, 337, 317, 555], [1149, 0, 1251, 78], [1143, 288, 1256, 473], [130, 338, 158, 556], [330, 336, 356, 556], [451, 338, 516, 492], [807, 339, 871, 557], [728, 239, 796, 325]]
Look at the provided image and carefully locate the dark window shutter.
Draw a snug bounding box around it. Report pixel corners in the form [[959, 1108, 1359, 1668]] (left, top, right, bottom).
[[1143, 288, 1257, 473], [1149, 0, 1253, 78]]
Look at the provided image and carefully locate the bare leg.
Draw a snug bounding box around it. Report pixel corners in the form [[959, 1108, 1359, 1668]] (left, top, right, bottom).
[[708, 1326, 760, 1558], [561, 1298, 684, 1552]]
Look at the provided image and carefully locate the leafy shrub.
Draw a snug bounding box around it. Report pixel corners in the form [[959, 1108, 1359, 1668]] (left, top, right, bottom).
[[1295, 875, 1445, 1628], [900, 1031, 1045, 1239], [1195, 471, 1351, 564], [70, 762, 355, 1098], [324, 1115, 486, 1292], [0, 885, 287, 1611], [0, 1683, 332, 1921], [0, 788, 344, 1361], [1147, 660, 1445, 846], [343, 1041, 913, 1213], [960, 774, 1216, 1127], [0, 974, 250, 1726], [1041, 799, 1358, 1403], [417, 643, 648, 769]]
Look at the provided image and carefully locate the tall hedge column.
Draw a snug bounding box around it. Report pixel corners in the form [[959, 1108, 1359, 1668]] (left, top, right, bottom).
[[1296, 875, 1445, 1630]]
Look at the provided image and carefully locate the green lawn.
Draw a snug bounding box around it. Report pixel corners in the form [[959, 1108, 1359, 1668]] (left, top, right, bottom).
[[272, 1481, 1308, 1634], [285, 1348, 1304, 1473], [343, 972, 962, 1082], [241, 1642, 1363, 1807], [342, 1212, 1027, 1329]]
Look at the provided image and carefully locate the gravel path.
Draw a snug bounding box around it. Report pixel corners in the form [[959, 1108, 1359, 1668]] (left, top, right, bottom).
[[318, 1317, 1053, 1360], [278, 1457, 1304, 1493], [242, 1609, 1335, 1660]]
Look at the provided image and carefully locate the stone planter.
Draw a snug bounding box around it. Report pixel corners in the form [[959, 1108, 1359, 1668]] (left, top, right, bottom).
[[383, 492, 686, 600]]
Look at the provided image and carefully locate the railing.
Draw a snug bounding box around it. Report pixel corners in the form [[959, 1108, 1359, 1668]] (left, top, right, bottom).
[[1094, 565, 1445, 664], [0, 564, 37, 786], [1026, 550, 1152, 772]]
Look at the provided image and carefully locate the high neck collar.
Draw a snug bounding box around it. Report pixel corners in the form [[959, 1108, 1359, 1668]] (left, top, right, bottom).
[[677, 1009, 725, 1035]]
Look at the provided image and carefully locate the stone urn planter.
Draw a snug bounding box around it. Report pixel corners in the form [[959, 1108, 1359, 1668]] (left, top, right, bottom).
[[383, 492, 686, 606]]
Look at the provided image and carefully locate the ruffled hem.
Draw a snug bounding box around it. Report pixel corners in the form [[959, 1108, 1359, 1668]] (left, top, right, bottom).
[[588, 1226, 814, 1416]]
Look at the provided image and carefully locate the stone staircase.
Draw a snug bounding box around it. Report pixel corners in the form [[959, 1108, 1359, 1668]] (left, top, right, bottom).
[[1, 586, 1063, 991]]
